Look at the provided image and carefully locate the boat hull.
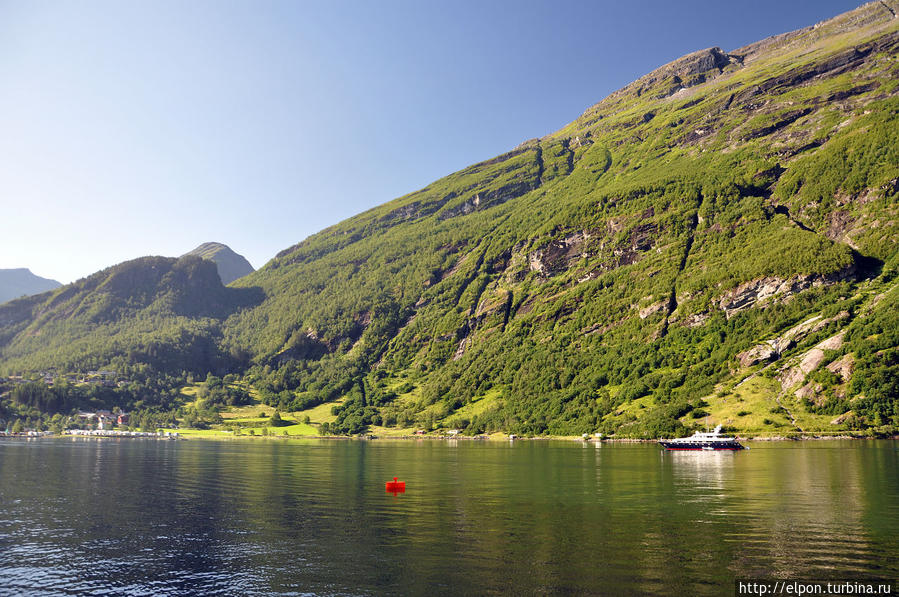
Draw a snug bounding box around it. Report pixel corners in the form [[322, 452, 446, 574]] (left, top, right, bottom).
[[659, 441, 744, 451]]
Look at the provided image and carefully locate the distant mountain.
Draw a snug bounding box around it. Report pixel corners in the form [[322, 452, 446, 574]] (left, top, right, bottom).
[[182, 242, 254, 285], [0, 269, 61, 304]]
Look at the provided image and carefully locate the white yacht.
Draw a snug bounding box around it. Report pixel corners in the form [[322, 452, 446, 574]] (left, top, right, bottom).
[[659, 425, 745, 451]]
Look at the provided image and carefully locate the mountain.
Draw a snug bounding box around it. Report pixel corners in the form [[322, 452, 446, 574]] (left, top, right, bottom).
[[0, 269, 61, 304], [0, 256, 262, 377], [2, 2, 897, 437], [182, 242, 254, 285]]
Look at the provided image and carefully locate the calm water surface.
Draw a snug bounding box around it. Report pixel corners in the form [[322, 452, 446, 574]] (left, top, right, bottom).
[[1, 438, 897, 595]]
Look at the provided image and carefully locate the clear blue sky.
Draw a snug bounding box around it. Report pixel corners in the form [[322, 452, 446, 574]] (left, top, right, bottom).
[[0, 0, 865, 284]]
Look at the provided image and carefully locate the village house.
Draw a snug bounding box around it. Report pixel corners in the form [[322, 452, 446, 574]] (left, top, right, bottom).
[[76, 410, 127, 430]]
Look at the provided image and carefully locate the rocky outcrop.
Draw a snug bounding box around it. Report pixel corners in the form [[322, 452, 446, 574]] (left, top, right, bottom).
[[452, 337, 470, 361], [830, 411, 855, 426], [437, 154, 543, 222], [718, 268, 855, 318], [826, 353, 855, 381], [380, 193, 456, 224], [639, 300, 668, 320], [778, 330, 847, 392], [272, 328, 331, 365], [610, 47, 737, 100], [528, 221, 659, 279], [737, 343, 778, 368], [737, 312, 849, 368], [528, 231, 593, 276], [682, 312, 710, 328]]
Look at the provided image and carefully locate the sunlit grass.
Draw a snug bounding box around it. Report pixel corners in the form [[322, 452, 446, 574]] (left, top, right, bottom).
[[292, 398, 343, 424]]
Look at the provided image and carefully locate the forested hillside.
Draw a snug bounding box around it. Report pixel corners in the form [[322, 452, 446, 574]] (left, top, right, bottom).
[[2, 1, 897, 437], [0, 256, 261, 376]]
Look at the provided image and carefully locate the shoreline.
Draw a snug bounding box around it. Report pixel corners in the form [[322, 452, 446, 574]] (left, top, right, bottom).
[[4, 431, 894, 443]]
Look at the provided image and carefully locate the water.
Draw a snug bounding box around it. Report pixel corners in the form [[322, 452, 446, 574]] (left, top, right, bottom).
[[1, 438, 897, 595]]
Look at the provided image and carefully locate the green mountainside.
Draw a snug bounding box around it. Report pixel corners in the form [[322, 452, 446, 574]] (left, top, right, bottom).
[[0, 256, 261, 379], [2, 2, 898, 437], [0, 269, 61, 304], [182, 242, 255, 285]]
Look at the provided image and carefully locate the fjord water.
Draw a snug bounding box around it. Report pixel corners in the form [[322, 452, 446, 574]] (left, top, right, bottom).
[[1, 439, 897, 595]]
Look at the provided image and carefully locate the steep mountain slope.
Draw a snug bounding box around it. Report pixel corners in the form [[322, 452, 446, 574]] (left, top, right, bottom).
[[1, 2, 897, 436], [0, 269, 61, 304], [183, 242, 255, 285], [222, 1, 898, 435]]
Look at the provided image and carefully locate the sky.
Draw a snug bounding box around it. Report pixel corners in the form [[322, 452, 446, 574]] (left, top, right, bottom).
[[0, 0, 867, 284]]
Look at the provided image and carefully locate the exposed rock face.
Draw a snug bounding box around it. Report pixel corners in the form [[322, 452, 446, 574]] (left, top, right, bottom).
[[796, 382, 823, 402], [737, 342, 777, 368], [777, 313, 849, 352], [798, 348, 827, 376], [817, 330, 846, 351], [773, 316, 824, 354], [273, 332, 328, 365], [737, 312, 849, 369], [826, 353, 855, 381], [779, 366, 807, 392], [529, 232, 592, 276], [718, 268, 855, 317], [437, 194, 482, 220], [528, 222, 658, 279], [436, 151, 542, 221], [682, 312, 710, 328], [379, 193, 455, 224], [779, 330, 847, 392], [183, 242, 255, 285], [639, 300, 667, 320], [613, 47, 736, 100], [830, 412, 855, 426], [452, 338, 469, 361], [741, 108, 813, 140]]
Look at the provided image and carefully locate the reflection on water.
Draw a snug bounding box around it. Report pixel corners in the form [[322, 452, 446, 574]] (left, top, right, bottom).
[[0, 439, 896, 595], [668, 449, 735, 485]]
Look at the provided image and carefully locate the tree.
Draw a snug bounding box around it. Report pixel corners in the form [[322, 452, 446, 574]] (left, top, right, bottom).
[[49, 414, 65, 435], [11, 419, 24, 434]]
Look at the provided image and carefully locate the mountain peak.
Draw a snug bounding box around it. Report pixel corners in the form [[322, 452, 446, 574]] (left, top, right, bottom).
[[0, 268, 62, 304], [182, 242, 254, 285]]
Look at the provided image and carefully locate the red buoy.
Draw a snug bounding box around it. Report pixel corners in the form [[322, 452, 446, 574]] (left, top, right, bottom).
[[385, 477, 406, 494]]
